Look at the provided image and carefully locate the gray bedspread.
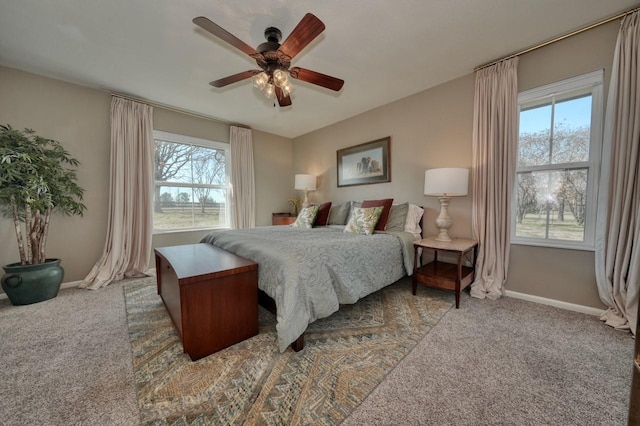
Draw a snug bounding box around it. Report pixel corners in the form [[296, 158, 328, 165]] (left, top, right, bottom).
[[200, 226, 415, 352]]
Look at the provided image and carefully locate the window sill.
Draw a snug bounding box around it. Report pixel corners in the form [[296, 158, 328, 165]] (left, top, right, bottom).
[[153, 226, 230, 235], [511, 239, 594, 252]]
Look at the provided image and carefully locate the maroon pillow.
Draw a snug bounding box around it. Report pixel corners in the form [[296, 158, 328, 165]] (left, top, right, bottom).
[[361, 198, 394, 231], [314, 202, 332, 226]]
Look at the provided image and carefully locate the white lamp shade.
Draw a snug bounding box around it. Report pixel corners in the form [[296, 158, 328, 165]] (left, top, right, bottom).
[[424, 168, 469, 196], [294, 174, 316, 191]]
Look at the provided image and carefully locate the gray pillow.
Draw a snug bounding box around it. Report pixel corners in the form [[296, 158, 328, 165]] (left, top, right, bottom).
[[328, 202, 352, 225], [344, 201, 362, 225], [385, 202, 409, 232]]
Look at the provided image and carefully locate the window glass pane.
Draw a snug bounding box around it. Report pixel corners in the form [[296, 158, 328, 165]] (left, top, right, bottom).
[[154, 185, 227, 230], [192, 189, 226, 228], [550, 169, 587, 241], [154, 185, 195, 230], [192, 146, 226, 186], [518, 104, 551, 167], [155, 140, 196, 184], [514, 172, 546, 238], [552, 94, 591, 164], [514, 169, 587, 242]]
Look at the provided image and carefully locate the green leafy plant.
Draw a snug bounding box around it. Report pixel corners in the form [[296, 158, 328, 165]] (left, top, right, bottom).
[[0, 124, 86, 265], [287, 197, 301, 215]]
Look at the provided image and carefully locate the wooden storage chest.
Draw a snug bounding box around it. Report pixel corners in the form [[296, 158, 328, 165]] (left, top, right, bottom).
[[154, 243, 258, 361]]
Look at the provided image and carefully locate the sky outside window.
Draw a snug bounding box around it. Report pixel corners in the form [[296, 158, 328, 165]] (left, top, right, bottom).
[[519, 95, 591, 135]]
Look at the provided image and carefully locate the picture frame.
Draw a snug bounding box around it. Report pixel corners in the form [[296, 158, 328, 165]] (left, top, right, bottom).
[[337, 137, 391, 187]]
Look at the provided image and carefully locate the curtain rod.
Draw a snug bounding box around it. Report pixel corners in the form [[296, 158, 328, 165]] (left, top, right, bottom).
[[474, 5, 640, 72], [110, 92, 251, 129]]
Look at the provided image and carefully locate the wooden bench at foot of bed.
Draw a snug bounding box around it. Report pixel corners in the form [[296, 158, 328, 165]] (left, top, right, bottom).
[[154, 243, 259, 361]]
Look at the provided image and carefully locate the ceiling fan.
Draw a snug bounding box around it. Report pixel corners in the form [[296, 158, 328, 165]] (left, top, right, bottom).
[[193, 13, 344, 107]]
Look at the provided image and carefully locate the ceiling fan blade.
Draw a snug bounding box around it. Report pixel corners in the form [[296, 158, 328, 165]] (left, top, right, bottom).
[[193, 16, 260, 57], [210, 70, 259, 87], [278, 13, 325, 59], [289, 67, 344, 91], [275, 86, 292, 107]]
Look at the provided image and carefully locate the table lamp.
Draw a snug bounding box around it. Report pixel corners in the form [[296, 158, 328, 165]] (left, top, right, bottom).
[[294, 174, 316, 208], [424, 168, 469, 242]]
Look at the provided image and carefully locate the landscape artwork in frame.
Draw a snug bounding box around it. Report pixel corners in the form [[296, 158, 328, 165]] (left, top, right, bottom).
[[337, 137, 391, 187]]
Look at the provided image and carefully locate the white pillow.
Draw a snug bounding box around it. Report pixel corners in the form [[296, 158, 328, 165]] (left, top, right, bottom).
[[404, 204, 424, 235]]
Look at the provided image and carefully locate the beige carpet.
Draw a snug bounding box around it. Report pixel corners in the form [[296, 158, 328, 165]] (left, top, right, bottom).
[[1, 276, 633, 425], [124, 277, 453, 425]]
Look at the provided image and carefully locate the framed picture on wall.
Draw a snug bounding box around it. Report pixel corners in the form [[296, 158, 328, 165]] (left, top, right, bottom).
[[337, 137, 391, 187]]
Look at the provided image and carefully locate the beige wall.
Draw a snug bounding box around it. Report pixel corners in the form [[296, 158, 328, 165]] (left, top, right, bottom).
[[0, 66, 293, 288], [293, 20, 621, 309], [252, 129, 295, 225], [293, 74, 475, 240], [0, 66, 111, 285]]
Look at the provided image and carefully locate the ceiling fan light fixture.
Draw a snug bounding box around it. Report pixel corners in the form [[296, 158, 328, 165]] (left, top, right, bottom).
[[252, 72, 268, 90], [273, 69, 288, 87], [281, 81, 294, 96], [263, 83, 275, 99]]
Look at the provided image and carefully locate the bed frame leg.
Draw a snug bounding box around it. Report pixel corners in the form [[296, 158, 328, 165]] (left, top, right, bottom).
[[259, 290, 305, 352], [291, 334, 304, 352]]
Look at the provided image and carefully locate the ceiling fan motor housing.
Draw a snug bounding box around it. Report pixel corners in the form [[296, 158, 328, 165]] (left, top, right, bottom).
[[257, 27, 282, 53]]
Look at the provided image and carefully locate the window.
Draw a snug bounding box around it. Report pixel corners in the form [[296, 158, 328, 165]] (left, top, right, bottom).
[[153, 131, 231, 232], [512, 70, 603, 250]]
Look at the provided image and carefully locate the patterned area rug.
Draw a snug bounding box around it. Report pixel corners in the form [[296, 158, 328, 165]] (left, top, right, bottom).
[[124, 277, 453, 425]]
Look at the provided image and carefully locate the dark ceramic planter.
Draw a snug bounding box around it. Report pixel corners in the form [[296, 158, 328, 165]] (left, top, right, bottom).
[[1, 259, 64, 305]]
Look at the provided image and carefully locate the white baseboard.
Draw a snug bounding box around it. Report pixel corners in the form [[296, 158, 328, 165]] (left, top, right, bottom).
[[504, 290, 605, 316], [0, 271, 157, 301]]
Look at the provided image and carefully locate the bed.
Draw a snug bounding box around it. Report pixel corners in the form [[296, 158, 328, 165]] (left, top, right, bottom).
[[200, 203, 422, 352]]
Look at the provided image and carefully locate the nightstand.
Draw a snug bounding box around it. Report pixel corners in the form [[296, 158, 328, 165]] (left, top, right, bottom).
[[272, 212, 296, 225], [412, 237, 478, 308]]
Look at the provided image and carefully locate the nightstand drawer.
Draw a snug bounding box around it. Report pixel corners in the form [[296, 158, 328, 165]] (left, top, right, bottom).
[[414, 261, 474, 291]]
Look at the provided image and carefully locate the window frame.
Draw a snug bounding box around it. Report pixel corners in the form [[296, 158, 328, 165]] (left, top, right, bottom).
[[152, 130, 232, 234], [511, 70, 604, 251]]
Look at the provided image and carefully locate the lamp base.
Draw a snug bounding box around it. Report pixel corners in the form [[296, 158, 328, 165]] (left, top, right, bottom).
[[302, 190, 310, 208], [435, 230, 452, 242], [434, 196, 453, 242]]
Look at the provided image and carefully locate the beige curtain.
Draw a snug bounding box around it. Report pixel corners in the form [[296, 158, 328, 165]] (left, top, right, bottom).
[[230, 126, 255, 229], [470, 58, 519, 300], [595, 11, 640, 335], [80, 97, 154, 289]]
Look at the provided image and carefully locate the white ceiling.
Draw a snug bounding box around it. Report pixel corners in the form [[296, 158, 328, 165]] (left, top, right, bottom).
[[0, 0, 637, 138]]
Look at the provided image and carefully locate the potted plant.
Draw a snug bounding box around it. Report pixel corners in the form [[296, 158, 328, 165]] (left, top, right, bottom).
[[0, 124, 85, 305]]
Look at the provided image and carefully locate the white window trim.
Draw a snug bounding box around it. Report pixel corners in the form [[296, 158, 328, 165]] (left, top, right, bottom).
[[511, 70, 603, 251], [154, 130, 229, 152], [152, 130, 232, 233]]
